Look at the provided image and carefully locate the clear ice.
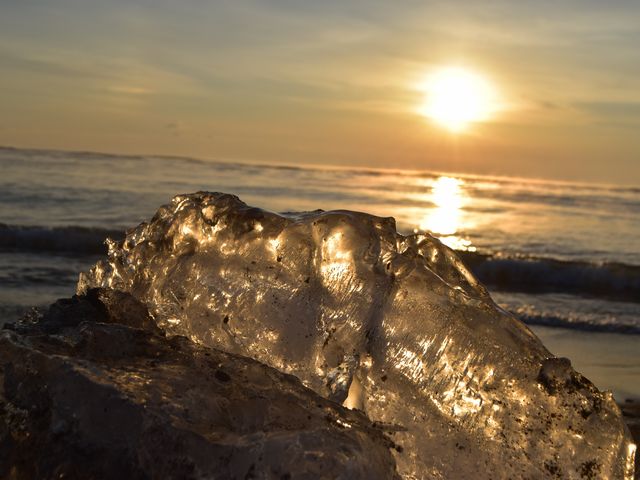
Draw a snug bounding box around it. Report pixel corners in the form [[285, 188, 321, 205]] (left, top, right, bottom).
[[79, 192, 635, 479]]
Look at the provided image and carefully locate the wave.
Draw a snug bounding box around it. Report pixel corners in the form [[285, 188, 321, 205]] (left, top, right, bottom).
[[458, 251, 640, 303], [0, 223, 123, 255], [514, 309, 640, 334]]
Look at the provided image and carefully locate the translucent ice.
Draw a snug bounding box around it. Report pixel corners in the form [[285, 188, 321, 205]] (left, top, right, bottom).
[[79, 192, 635, 479]]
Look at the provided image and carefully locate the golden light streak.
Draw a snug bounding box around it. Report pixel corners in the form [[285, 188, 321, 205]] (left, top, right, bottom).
[[417, 176, 476, 251]]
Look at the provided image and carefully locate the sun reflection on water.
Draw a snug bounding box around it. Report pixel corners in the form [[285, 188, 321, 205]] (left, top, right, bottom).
[[418, 176, 476, 251]]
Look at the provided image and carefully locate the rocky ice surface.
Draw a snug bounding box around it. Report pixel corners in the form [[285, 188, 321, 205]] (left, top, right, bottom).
[[2, 192, 635, 479], [75, 192, 637, 479], [1, 289, 399, 479]]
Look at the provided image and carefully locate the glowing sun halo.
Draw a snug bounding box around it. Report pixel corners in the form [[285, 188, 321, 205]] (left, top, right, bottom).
[[419, 67, 499, 132]]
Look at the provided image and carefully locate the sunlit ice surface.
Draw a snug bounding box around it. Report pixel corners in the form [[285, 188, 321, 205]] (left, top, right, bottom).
[[79, 192, 635, 479], [418, 66, 500, 132]]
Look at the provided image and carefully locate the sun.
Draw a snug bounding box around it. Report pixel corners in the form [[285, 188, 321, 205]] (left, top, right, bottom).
[[418, 67, 499, 132]]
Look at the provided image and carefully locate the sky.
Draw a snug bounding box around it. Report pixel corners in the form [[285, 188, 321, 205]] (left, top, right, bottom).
[[1, 0, 639, 184]]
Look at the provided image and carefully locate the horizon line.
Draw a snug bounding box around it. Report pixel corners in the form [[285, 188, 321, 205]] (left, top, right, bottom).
[[1, 143, 637, 190]]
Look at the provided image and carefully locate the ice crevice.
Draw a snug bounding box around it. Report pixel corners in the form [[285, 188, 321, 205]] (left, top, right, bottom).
[[79, 192, 635, 479]]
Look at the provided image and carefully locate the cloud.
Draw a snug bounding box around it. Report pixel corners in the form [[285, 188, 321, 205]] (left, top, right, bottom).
[[576, 101, 640, 122], [107, 85, 154, 95], [0, 49, 111, 81]]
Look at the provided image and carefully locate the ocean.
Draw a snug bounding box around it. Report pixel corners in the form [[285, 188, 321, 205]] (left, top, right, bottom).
[[1, 146, 638, 400]]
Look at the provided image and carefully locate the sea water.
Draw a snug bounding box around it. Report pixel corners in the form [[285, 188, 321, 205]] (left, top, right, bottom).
[[1, 146, 638, 399]]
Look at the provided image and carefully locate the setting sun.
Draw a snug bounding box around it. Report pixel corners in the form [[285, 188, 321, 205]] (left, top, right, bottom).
[[419, 67, 499, 132]]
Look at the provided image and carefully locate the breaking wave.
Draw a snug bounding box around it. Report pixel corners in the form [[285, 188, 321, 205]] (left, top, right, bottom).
[[0, 223, 123, 255], [460, 251, 640, 303], [504, 307, 640, 335]]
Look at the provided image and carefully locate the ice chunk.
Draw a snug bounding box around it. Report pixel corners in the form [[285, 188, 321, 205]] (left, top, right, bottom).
[[1, 290, 399, 479], [79, 192, 635, 479]]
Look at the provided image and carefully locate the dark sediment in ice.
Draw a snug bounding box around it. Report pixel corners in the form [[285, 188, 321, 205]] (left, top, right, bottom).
[[0, 289, 399, 479], [620, 400, 640, 479], [76, 192, 635, 479]]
